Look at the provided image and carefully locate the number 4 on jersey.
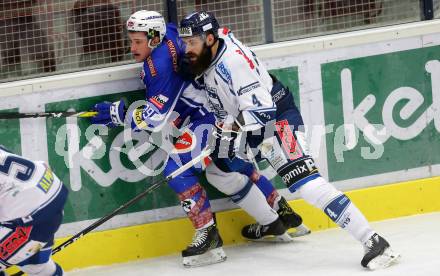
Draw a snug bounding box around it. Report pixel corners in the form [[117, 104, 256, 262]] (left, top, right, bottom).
[[252, 94, 262, 107]]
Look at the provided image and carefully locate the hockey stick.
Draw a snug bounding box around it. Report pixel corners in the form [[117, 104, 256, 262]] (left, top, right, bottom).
[[0, 111, 97, 119], [9, 149, 211, 276]]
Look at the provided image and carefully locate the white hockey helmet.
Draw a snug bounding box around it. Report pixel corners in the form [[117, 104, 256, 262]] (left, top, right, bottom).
[[126, 10, 166, 49]]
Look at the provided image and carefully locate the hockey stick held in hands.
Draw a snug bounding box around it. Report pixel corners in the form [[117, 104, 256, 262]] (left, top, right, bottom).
[[10, 148, 212, 276], [0, 111, 98, 119]]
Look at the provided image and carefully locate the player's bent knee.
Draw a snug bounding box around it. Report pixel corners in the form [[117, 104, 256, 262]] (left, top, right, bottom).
[[205, 163, 249, 195], [228, 180, 253, 204]]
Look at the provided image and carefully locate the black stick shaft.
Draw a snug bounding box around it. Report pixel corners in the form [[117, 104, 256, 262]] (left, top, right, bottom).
[[9, 179, 166, 276], [10, 149, 210, 276], [0, 111, 97, 119]]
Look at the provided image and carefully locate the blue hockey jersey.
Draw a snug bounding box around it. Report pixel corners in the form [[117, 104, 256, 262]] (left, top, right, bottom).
[[128, 24, 208, 132]]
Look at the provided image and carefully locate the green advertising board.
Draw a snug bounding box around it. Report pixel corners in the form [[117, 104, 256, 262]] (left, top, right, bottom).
[[322, 46, 440, 181], [6, 45, 439, 226], [0, 67, 296, 224]]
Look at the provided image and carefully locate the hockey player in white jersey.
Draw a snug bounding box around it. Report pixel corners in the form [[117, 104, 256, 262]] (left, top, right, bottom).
[[178, 11, 400, 270], [0, 146, 66, 276], [90, 10, 309, 268]]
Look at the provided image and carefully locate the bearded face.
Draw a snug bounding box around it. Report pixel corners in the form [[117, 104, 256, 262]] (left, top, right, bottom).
[[182, 36, 213, 76]]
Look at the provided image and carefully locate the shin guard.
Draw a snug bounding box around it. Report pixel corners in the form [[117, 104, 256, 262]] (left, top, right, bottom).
[[178, 183, 214, 229]]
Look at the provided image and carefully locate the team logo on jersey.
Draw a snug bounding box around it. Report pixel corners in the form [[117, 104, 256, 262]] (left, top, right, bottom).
[[139, 69, 145, 80], [216, 62, 231, 83], [146, 57, 157, 77], [173, 130, 196, 153], [149, 94, 168, 109]]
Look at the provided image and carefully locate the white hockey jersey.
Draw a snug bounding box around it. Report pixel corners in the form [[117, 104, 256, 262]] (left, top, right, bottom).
[[197, 28, 276, 132], [0, 148, 63, 222]]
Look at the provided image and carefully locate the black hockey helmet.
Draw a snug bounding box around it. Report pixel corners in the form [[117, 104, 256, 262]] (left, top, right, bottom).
[[178, 11, 219, 39]]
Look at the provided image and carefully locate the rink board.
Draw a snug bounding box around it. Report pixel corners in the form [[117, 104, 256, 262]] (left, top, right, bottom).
[[2, 19, 440, 273], [41, 176, 440, 271], [7, 175, 439, 273]]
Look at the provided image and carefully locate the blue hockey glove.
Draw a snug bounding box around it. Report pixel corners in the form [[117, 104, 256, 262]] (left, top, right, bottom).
[[90, 100, 126, 127], [210, 122, 239, 159]]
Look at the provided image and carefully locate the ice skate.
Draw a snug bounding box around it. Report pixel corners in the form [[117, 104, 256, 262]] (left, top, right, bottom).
[[361, 233, 401, 270], [242, 217, 293, 242], [277, 197, 311, 238], [182, 224, 227, 267]]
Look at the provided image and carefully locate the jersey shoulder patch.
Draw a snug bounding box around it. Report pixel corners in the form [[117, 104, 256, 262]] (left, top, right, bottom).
[[149, 94, 169, 110]]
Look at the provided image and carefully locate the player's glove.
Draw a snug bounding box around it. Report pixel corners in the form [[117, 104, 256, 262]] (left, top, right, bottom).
[[90, 100, 126, 128], [210, 122, 239, 159]]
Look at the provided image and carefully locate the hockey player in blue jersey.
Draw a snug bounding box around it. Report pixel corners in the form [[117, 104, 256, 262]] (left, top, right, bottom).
[[178, 11, 400, 270], [90, 10, 308, 267], [0, 147, 66, 276]]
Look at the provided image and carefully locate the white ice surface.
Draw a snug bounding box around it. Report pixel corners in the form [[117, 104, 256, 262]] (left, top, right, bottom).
[[67, 212, 440, 276]]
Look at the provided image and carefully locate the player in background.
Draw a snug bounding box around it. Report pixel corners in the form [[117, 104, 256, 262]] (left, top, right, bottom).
[[178, 11, 400, 270], [90, 10, 309, 267], [0, 146, 67, 276]]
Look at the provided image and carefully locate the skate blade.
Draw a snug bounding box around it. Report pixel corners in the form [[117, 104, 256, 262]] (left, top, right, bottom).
[[245, 232, 294, 243], [367, 247, 401, 270], [287, 224, 311, 238], [182, 247, 227, 268]]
